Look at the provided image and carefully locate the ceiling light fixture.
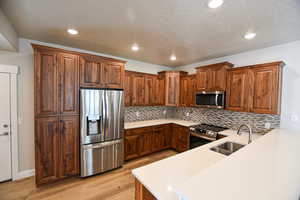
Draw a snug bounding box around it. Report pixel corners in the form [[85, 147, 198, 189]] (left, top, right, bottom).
[[208, 0, 224, 8], [170, 55, 177, 61], [131, 44, 139, 51], [244, 32, 256, 40], [67, 29, 79, 35]]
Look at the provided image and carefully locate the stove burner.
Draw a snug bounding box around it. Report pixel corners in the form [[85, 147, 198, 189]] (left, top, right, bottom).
[[190, 123, 228, 140]]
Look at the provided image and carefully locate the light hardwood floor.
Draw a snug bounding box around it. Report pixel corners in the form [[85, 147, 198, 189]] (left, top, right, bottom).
[[0, 150, 176, 200]]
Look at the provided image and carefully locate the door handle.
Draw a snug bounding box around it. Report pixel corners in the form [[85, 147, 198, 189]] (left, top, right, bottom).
[[0, 132, 9, 136], [3, 124, 9, 128]]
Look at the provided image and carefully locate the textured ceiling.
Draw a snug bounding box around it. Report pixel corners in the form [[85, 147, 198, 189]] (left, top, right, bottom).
[[1, 0, 300, 67]]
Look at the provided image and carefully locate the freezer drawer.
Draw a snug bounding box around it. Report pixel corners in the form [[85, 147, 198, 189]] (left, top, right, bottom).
[[80, 139, 124, 177]]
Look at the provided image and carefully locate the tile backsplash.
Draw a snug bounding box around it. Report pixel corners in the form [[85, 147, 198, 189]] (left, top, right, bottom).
[[125, 106, 280, 133]]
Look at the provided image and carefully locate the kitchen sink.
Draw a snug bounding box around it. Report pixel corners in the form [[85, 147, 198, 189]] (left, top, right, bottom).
[[210, 142, 245, 156]]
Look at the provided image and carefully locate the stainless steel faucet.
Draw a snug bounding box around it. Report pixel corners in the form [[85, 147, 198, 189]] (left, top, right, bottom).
[[237, 124, 253, 144]]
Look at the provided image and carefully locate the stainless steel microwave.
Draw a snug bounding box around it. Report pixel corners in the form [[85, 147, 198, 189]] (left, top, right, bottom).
[[195, 91, 225, 109]]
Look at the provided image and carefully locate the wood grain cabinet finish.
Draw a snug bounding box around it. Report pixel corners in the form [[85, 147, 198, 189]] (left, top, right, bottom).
[[124, 71, 133, 106], [226, 62, 284, 114], [59, 53, 79, 115], [59, 116, 80, 177], [79, 55, 103, 88], [139, 129, 153, 156], [132, 73, 146, 106], [34, 48, 59, 116], [35, 117, 60, 185], [124, 134, 140, 160], [102, 61, 125, 89], [196, 62, 233, 91], [144, 75, 155, 105], [226, 68, 250, 112], [171, 124, 189, 152]]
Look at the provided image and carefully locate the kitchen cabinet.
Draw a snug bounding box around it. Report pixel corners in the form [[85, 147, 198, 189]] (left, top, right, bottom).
[[35, 117, 60, 185], [160, 71, 187, 106], [144, 75, 154, 105], [124, 71, 133, 106], [102, 61, 125, 89], [132, 73, 146, 106], [135, 178, 156, 200], [226, 67, 250, 112], [59, 116, 80, 177], [196, 62, 233, 91], [180, 75, 197, 107], [59, 53, 79, 115], [124, 124, 188, 161], [34, 48, 59, 116], [80, 55, 125, 89], [226, 61, 284, 114]]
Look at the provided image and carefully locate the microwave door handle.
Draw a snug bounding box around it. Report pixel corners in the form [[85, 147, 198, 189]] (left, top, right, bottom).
[[215, 94, 218, 106]]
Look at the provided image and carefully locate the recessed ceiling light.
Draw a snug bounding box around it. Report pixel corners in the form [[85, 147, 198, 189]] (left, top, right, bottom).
[[208, 0, 224, 8], [67, 29, 78, 35], [244, 32, 256, 40], [131, 44, 139, 51], [170, 55, 176, 61]]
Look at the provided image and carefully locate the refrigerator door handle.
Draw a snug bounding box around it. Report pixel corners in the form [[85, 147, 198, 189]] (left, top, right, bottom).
[[82, 139, 123, 150]]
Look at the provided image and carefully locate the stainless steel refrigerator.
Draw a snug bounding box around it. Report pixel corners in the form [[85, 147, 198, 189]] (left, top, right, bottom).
[[80, 88, 124, 177]]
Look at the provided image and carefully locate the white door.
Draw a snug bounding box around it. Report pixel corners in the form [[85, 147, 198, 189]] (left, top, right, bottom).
[[0, 73, 12, 182]]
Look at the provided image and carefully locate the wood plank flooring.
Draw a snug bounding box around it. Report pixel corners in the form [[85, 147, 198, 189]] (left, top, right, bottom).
[[0, 150, 177, 200]]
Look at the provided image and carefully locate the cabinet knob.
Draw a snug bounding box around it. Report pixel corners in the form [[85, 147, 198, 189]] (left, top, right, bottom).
[[0, 132, 9, 136], [3, 124, 8, 128]]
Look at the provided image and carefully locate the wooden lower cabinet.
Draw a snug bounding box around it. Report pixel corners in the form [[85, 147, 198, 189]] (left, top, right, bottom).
[[124, 124, 189, 161], [35, 115, 79, 186], [135, 178, 156, 200]]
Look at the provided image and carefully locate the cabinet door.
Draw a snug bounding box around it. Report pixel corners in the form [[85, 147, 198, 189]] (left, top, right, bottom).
[[35, 117, 60, 185], [102, 61, 124, 89], [196, 68, 210, 91], [211, 66, 228, 91], [180, 76, 189, 107], [59, 116, 79, 177], [132, 74, 145, 106], [165, 72, 180, 106], [144, 75, 154, 105], [139, 130, 153, 156], [124, 135, 140, 160], [35, 49, 59, 116], [59, 53, 79, 115], [124, 71, 133, 106], [152, 77, 159, 105], [250, 66, 280, 114], [188, 75, 197, 106], [158, 75, 165, 105], [80, 55, 103, 88], [226, 68, 250, 112]]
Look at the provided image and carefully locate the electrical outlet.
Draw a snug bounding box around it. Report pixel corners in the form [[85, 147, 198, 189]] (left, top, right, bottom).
[[264, 123, 271, 129], [136, 112, 140, 117], [291, 114, 299, 122], [186, 112, 190, 117], [163, 110, 167, 115]]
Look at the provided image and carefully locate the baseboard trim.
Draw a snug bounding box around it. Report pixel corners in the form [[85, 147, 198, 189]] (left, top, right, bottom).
[[13, 169, 35, 181]]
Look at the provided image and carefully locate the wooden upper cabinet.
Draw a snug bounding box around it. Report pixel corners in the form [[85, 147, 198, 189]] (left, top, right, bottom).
[[162, 71, 187, 106], [34, 48, 59, 116], [132, 73, 145, 106], [249, 62, 284, 114], [144, 75, 154, 105], [226, 61, 284, 114], [196, 62, 233, 91], [180, 76, 189, 107], [79, 55, 103, 88], [124, 71, 133, 106], [188, 75, 197, 106], [226, 68, 250, 112], [35, 117, 60, 185], [59, 53, 79, 115], [59, 116, 79, 177], [102, 61, 125, 89]]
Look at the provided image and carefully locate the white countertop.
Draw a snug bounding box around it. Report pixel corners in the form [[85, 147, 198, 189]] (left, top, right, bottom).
[[125, 119, 199, 130], [132, 129, 300, 200]]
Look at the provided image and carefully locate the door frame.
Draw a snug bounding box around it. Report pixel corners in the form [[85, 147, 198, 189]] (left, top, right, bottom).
[[0, 64, 19, 181]]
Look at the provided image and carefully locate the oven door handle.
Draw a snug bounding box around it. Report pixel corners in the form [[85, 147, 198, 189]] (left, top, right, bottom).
[[215, 94, 218, 106]]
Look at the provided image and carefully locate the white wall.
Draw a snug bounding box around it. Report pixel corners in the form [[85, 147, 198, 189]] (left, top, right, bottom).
[[175, 40, 300, 131], [0, 8, 18, 51], [0, 38, 171, 172]]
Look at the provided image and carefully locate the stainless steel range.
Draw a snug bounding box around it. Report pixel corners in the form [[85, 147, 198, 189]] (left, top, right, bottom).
[[189, 124, 228, 149], [80, 88, 124, 177]]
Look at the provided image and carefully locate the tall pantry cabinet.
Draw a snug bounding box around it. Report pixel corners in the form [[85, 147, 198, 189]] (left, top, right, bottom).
[[33, 44, 126, 186]]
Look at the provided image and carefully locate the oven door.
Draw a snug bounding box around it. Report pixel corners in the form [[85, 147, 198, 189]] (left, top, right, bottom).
[[195, 91, 225, 109], [190, 134, 213, 149]]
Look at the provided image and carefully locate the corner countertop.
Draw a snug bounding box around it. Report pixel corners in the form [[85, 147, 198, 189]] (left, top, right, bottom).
[[132, 129, 300, 200], [124, 119, 199, 130]]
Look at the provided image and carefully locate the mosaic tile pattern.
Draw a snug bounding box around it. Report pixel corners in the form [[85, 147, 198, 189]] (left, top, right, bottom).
[[125, 106, 280, 133]]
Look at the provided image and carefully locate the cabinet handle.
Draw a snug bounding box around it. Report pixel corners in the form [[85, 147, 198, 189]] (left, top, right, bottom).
[[0, 132, 9, 136]]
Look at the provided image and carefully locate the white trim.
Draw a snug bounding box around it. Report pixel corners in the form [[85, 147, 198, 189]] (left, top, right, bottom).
[[0, 64, 18, 74], [0, 64, 19, 181], [14, 169, 35, 181]]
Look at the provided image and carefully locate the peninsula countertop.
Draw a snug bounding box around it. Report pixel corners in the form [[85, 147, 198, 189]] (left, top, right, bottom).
[[124, 119, 199, 130], [132, 128, 300, 200]]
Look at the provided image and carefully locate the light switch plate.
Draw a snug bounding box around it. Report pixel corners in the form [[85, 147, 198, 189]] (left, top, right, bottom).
[[264, 122, 271, 129]]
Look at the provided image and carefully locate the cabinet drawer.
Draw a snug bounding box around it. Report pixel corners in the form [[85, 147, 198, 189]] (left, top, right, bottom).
[[125, 127, 153, 136]]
